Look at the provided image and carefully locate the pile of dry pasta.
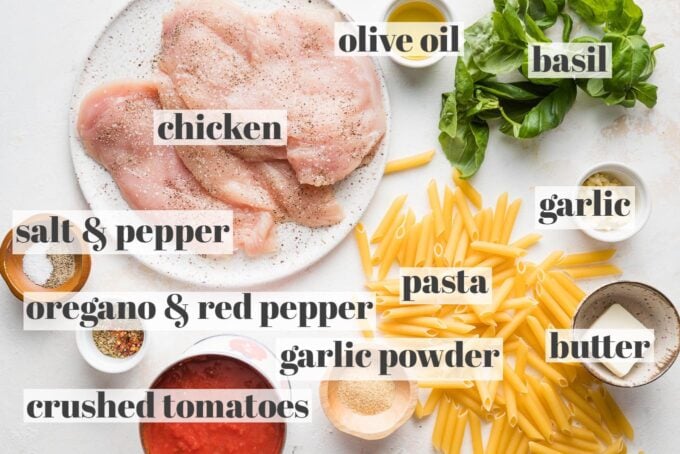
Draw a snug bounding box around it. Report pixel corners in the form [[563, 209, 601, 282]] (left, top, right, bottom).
[[353, 169, 634, 454]]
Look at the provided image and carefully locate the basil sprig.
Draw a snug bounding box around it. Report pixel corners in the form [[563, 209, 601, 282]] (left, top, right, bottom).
[[439, 0, 662, 178]]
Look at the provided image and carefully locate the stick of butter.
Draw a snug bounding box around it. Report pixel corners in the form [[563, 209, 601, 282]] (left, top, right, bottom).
[[589, 303, 654, 378]]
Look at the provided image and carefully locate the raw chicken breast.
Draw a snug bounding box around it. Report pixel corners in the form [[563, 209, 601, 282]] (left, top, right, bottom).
[[250, 161, 344, 228], [157, 74, 344, 227], [77, 81, 276, 256], [159, 0, 386, 186]]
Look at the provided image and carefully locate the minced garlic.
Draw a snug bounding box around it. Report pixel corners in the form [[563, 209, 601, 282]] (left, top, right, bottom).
[[583, 172, 623, 187]]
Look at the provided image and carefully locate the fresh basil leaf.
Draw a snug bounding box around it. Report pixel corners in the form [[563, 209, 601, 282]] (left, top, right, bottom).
[[501, 3, 528, 42], [439, 118, 490, 178], [439, 92, 458, 137], [466, 90, 501, 117], [466, 15, 525, 75], [455, 57, 475, 105], [499, 80, 577, 138], [632, 82, 657, 107], [584, 78, 606, 97], [527, 0, 564, 28], [639, 43, 663, 81], [561, 12, 573, 41], [605, 0, 643, 35], [525, 14, 551, 41], [476, 80, 550, 101], [603, 91, 627, 105], [603, 33, 651, 93], [568, 0, 615, 25]]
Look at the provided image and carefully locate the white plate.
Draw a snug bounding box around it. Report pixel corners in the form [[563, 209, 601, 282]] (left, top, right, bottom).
[[68, 0, 390, 287]]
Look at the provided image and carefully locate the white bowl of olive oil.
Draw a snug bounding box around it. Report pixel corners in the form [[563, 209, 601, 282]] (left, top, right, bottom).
[[383, 0, 454, 68]]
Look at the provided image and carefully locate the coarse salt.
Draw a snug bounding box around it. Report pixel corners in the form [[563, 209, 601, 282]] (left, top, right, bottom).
[[22, 243, 53, 286]]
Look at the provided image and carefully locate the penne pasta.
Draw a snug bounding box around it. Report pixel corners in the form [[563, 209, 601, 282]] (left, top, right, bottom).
[[428, 179, 446, 238], [490, 192, 508, 243], [558, 249, 616, 267], [452, 168, 483, 209], [480, 208, 493, 242], [486, 412, 507, 454], [471, 241, 527, 258], [444, 214, 464, 265], [371, 194, 407, 243], [447, 409, 468, 454], [353, 181, 634, 454], [454, 188, 480, 241], [515, 339, 528, 379], [442, 185, 456, 237], [402, 316, 447, 330], [563, 264, 623, 280], [353, 223, 372, 279], [378, 225, 406, 279], [571, 404, 613, 444], [500, 198, 522, 244], [601, 387, 634, 440], [503, 360, 528, 394], [526, 251, 564, 287], [415, 214, 433, 267], [415, 399, 425, 419], [497, 414, 514, 451], [403, 221, 422, 267], [382, 304, 442, 320], [549, 270, 586, 301], [497, 306, 534, 340], [588, 387, 621, 436], [517, 411, 544, 441], [372, 213, 405, 265], [469, 411, 484, 454], [384, 149, 435, 174], [520, 388, 552, 440], [538, 381, 571, 434], [561, 386, 600, 422], [454, 230, 470, 267], [528, 442, 561, 454], [503, 382, 518, 427], [551, 432, 600, 451], [378, 322, 437, 338], [527, 351, 568, 387], [432, 395, 452, 450], [422, 389, 444, 417], [505, 428, 524, 454]]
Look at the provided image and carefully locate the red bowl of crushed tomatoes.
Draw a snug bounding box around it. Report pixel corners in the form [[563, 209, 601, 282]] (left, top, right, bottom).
[[140, 335, 289, 454]]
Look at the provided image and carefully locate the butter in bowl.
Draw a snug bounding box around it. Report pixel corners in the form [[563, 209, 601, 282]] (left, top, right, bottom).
[[573, 281, 680, 387]]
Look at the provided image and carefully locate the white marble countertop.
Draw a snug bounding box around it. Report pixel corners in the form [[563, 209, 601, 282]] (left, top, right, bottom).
[[1, 0, 678, 452]]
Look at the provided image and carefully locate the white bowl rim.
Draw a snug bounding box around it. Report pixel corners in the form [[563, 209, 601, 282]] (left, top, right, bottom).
[[575, 161, 651, 243]]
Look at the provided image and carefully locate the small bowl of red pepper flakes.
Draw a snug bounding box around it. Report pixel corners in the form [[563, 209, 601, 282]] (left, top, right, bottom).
[[76, 323, 150, 373]]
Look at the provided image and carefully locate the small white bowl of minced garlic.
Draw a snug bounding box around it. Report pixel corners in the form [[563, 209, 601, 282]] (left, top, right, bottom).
[[577, 162, 651, 242]]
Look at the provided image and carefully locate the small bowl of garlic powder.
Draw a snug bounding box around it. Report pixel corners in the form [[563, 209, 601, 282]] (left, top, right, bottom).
[[576, 162, 651, 242], [319, 352, 418, 440], [0, 215, 91, 301]]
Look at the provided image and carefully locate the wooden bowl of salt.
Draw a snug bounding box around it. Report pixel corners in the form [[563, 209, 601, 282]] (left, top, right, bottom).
[[0, 217, 91, 301]]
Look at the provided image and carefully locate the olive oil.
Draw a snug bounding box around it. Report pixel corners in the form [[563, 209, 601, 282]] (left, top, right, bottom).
[[388, 1, 446, 23], [387, 1, 447, 61]]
